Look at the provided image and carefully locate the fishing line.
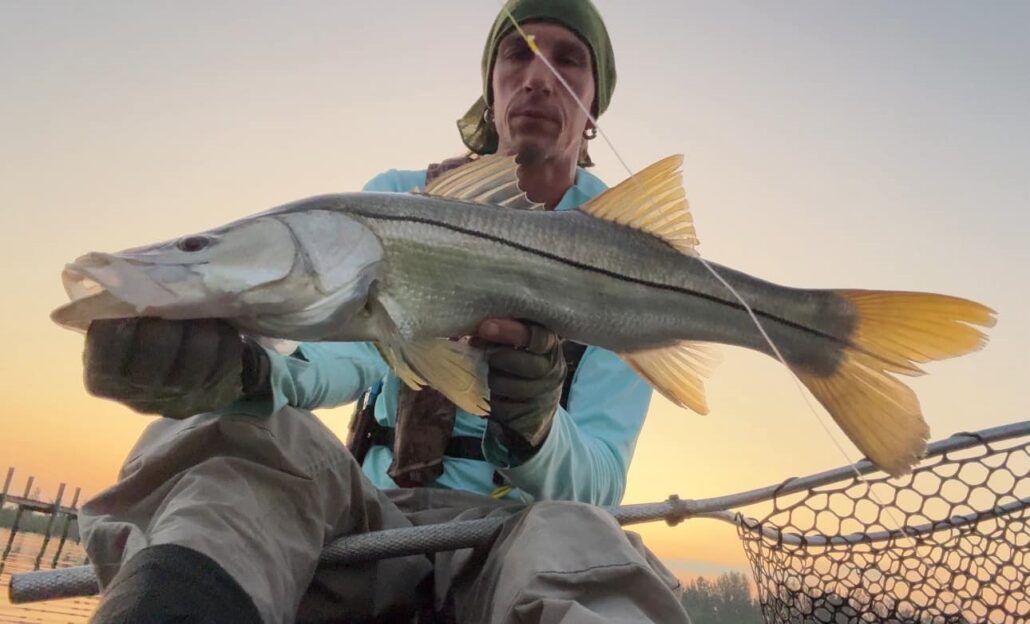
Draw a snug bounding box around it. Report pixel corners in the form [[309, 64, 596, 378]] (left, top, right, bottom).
[[496, 2, 909, 531]]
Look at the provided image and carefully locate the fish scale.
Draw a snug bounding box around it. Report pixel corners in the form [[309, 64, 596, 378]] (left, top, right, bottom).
[[355, 192, 842, 360]]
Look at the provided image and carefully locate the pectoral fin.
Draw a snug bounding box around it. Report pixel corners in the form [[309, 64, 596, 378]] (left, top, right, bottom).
[[376, 338, 490, 416], [621, 341, 719, 414]]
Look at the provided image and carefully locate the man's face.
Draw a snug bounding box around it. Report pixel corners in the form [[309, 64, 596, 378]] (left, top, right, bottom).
[[491, 22, 596, 164]]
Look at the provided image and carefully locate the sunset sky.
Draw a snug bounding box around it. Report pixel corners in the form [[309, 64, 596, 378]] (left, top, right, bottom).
[[1, 0, 1027, 583]]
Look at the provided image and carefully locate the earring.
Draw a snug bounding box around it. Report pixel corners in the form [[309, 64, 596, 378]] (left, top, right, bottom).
[[583, 126, 597, 140], [483, 107, 495, 123]]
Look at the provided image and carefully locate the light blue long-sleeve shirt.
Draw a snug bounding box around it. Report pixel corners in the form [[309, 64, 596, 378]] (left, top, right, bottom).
[[259, 165, 653, 506]]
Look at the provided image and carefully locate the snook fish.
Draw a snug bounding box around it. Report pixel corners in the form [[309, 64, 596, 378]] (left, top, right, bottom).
[[52, 155, 996, 476]]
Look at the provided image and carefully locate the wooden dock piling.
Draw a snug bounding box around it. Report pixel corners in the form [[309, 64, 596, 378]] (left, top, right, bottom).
[[0, 468, 84, 576], [0, 467, 14, 509], [51, 486, 81, 569], [0, 474, 34, 576], [33, 483, 66, 570]]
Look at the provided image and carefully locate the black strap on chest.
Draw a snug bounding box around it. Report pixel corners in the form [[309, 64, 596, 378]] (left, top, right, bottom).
[[369, 425, 487, 462], [347, 341, 589, 465], [559, 340, 588, 409]]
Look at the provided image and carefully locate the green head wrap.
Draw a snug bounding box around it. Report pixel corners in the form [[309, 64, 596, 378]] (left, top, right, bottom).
[[457, 0, 617, 166]]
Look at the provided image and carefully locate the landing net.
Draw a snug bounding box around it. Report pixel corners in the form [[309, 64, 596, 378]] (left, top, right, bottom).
[[738, 430, 1028, 623]]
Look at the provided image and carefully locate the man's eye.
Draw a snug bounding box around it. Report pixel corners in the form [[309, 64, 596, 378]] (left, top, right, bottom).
[[502, 45, 533, 61], [556, 50, 588, 67]]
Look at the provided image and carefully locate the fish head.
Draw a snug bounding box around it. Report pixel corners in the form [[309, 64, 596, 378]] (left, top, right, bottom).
[[51, 205, 384, 340], [52, 216, 302, 329]]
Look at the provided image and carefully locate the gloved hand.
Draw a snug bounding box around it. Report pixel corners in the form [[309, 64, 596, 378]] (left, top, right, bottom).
[[83, 318, 270, 419], [478, 319, 567, 464]]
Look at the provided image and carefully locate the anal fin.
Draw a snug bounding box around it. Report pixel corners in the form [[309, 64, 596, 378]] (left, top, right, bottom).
[[621, 341, 719, 414]]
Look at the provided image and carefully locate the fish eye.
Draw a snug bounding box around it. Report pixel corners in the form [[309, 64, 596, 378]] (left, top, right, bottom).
[[176, 235, 211, 252]]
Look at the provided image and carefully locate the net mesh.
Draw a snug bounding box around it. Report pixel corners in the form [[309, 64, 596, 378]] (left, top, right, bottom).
[[738, 433, 1029, 623]]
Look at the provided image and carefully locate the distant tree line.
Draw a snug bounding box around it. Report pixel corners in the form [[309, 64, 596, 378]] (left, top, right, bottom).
[[759, 583, 975, 624], [680, 571, 764, 623], [680, 572, 976, 624]]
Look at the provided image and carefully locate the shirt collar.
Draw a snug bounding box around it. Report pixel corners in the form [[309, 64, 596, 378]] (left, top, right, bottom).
[[555, 167, 609, 212]]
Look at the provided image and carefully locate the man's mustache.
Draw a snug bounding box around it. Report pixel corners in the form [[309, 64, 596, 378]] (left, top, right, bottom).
[[508, 98, 563, 124]]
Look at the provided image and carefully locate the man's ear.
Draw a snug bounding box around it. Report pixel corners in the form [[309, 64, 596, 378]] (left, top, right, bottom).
[[578, 123, 596, 167]]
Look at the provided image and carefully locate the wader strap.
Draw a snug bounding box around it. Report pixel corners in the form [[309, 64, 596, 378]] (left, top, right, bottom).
[[370, 425, 486, 462], [346, 381, 383, 466], [560, 341, 589, 408]]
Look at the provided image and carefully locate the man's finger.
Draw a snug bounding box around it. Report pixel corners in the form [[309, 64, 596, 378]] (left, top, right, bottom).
[[166, 320, 222, 390], [523, 323, 558, 355], [489, 373, 553, 400], [488, 349, 553, 379], [125, 318, 185, 388], [477, 318, 531, 348], [84, 318, 139, 396], [205, 320, 243, 388]]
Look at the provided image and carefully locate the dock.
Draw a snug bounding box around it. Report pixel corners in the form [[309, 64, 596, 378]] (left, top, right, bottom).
[[0, 467, 83, 575]]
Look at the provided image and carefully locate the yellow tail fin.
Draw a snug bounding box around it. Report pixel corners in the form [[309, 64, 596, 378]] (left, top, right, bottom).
[[794, 290, 996, 476]]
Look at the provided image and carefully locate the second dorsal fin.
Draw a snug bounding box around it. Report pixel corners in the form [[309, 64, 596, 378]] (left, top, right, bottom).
[[579, 154, 699, 255], [423, 154, 543, 210]]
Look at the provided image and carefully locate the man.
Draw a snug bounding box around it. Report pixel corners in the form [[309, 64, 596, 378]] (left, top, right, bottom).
[[79, 1, 692, 622]]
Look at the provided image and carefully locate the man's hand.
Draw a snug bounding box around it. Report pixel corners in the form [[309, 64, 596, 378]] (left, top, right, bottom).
[[84, 318, 266, 419], [477, 318, 566, 463]]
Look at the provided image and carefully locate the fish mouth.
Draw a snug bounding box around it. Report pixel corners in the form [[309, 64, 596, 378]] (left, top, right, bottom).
[[50, 252, 181, 331]]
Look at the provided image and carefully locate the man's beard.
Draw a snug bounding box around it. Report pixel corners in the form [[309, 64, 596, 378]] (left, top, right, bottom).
[[515, 143, 547, 168]]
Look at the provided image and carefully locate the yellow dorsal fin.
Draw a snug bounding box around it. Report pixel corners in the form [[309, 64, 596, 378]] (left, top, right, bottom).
[[621, 341, 719, 414], [580, 154, 699, 255], [424, 155, 543, 210]]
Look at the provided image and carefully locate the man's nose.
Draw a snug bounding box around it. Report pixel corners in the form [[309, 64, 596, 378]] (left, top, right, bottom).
[[521, 57, 555, 95]]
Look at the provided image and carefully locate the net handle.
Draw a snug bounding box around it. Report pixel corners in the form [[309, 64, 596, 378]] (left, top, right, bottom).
[[716, 496, 1030, 546], [682, 421, 1028, 515]]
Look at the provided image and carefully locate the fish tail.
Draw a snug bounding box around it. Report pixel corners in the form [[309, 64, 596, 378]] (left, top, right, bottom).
[[790, 290, 996, 476]]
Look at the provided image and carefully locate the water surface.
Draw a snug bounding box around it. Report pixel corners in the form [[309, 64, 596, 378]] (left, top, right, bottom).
[[0, 528, 96, 623]]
